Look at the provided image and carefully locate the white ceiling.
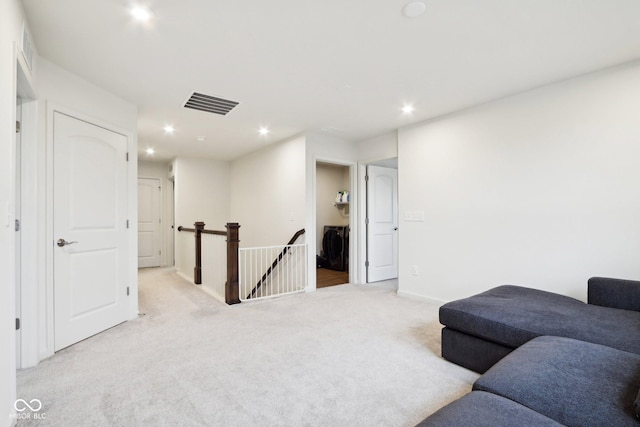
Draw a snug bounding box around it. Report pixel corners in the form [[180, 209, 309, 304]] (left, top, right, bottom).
[[22, 0, 640, 162]]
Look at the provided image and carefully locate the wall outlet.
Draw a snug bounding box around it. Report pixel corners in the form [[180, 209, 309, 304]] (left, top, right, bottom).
[[411, 265, 420, 276], [413, 211, 425, 222]]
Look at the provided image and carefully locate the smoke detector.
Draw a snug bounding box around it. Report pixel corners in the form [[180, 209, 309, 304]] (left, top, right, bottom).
[[403, 1, 426, 18]]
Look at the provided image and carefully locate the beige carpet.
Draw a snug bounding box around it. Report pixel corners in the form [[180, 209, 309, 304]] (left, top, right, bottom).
[[16, 268, 478, 426]]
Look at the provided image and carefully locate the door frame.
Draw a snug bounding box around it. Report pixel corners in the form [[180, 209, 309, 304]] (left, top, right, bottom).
[[358, 158, 399, 284], [15, 98, 22, 369], [137, 176, 163, 268], [138, 172, 174, 268], [15, 47, 38, 369], [42, 104, 138, 359], [308, 156, 358, 291]]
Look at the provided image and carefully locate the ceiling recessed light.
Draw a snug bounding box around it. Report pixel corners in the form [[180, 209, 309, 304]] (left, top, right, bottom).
[[403, 1, 426, 18], [130, 6, 153, 22], [258, 126, 270, 136], [196, 136, 206, 142], [163, 125, 175, 134], [146, 147, 155, 155], [402, 104, 415, 115]]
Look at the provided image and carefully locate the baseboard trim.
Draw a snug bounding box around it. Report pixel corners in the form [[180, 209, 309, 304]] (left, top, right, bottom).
[[397, 289, 448, 305], [176, 271, 194, 285]]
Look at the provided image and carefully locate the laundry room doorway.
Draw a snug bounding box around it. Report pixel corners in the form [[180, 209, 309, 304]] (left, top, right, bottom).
[[315, 162, 351, 288]]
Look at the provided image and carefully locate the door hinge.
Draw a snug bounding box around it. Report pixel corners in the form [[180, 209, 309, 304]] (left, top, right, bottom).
[[126, 286, 130, 296], [126, 152, 129, 162], [15, 219, 20, 232], [159, 218, 161, 224], [158, 250, 161, 255], [126, 219, 129, 229], [16, 318, 20, 330], [365, 218, 369, 225], [365, 261, 369, 267], [365, 174, 369, 182], [16, 121, 21, 133]]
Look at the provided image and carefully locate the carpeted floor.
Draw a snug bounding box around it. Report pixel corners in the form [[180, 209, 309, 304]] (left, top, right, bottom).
[[16, 268, 478, 426]]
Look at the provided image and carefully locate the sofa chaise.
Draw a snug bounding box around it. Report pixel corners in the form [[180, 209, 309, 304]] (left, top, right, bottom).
[[417, 277, 640, 426], [440, 277, 640, 374]]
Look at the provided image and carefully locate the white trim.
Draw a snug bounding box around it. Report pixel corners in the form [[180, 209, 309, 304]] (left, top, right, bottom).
[[137, 162, 174, 268], [308, 155, 359, 291], [358, 157, 399, 285], [7, 43, 19, 423], [397, 289, 448, 305], [358, 163, 367, 284], [17, 102, 38, 368], [137, 176, 163, 268], [14, 41, 40, 370], [176, 270, 194, 285], [44, 103, 137, 359]]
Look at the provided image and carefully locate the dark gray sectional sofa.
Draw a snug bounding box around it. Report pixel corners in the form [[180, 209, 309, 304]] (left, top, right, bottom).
[[418, 277, 640, 426]]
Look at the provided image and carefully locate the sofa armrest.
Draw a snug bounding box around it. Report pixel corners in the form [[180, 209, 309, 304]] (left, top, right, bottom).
[[587, 277, 640, 312]]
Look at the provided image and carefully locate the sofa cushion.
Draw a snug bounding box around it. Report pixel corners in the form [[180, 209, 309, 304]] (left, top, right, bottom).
[[588, 277, 640, 312], [441, 327, 513, 374], [474, 336, 640, 426], [439, 285, 640, 355], [415, 391, 563, 427]]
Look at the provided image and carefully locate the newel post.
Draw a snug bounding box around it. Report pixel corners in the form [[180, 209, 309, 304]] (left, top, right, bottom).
[[194, 221, 205, 285], [225, 222, 241, 304]]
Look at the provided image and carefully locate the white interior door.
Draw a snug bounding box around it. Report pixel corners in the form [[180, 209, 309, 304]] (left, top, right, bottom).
[[53, 112, 129, 351], [367, 165, 398, 282], [138, 178, 161, 268], [15, 98, 22, 367]]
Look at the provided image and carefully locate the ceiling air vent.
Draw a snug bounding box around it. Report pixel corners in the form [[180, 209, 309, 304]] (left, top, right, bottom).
[[183, 92, 239, 115]]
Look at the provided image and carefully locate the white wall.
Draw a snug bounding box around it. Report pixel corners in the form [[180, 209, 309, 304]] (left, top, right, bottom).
[[1, 0, 33, 423], [33, 58, 138, 361], [358, 131, 398, 163], [138, 160, 174, 267], [316, 163, 349, 255], [398, 61, 640, 303], [173, 157, 230, 281], [230, 135, 306, 249]]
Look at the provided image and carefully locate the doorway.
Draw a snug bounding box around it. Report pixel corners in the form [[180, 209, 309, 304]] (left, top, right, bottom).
[[138, 177, 162, 268], [15, 97, 22, 369], [52, 111, 130, 351], [15, 54, 37, 368], [315, 162, 351, 288], [364, 159, 398, 284]]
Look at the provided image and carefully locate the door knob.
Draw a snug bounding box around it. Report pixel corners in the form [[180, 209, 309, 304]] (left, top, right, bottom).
[[393, 227, 398, 231], [57, 238, 78, 247]]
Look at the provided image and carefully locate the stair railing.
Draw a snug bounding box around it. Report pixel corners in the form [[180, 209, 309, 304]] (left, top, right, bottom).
[[177, 222, 241, 305], [246, 229, 305, 300]]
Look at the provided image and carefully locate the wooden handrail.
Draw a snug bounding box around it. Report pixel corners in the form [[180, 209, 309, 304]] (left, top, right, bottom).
[[247, 229, 305, 299], [203, 229, 227, 236], [177, 226, 225, 236], [177, 221, 241, 305]]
